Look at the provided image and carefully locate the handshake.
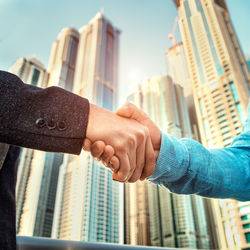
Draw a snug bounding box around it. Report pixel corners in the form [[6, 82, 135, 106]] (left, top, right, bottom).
[[84, 102, 161, 183]]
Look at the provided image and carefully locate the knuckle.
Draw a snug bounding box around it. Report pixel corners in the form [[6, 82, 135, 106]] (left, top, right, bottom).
[[128, 135, 136, 146], [143, 126, 149, 136], [136, 129, 145, 141]]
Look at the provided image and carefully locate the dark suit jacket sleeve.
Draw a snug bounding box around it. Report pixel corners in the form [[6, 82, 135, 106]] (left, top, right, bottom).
[[0, 70, 89, 155]]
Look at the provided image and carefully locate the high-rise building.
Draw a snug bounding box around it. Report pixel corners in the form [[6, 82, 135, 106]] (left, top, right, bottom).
[[166, 42, 200, 140], [17, 28, 80, 237], [166, 42, 220, 249], [143, 75, 209, 249], [47, 27, 79, 91], [9, 57, 48, 88], [174, 0, 249, 148], [124, 87, 151, 246], [125, 75, 210, 249], [174, 0, 250, 248], [9, 57, 49, 233], [52, 13, 123, 243]]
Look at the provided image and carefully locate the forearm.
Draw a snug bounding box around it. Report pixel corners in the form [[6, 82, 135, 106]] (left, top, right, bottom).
[[0, 71, 89, 155], [148, 132, 250, 201]]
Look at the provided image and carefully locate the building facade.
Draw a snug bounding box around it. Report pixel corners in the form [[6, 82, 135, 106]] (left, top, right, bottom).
[[124, 87, 151, 246], [47, 27, 79, 91], [125, 75, 210, 249], [52, 13, 123, 243], [17, 28, 80, 237], [174, 0, 250, 248], [143, 75, 209, 249], [9, 57, 49, 233]]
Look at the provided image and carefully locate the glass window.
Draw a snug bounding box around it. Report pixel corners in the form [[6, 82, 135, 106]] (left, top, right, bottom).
[[239, 206, 250, 214], [245, 232, 250, 244], [216, 104, 224, 110], [218, 114, 227, 121], [243, 224, 250, 229], [203, 119, 210, 137], [220, 120, 228, 126], [31, 68, 40, 86], [223, 137, 232, 144], [222, 131, 231, 137], [229, 82, 239, 102], [241, 214, 250, 221], [217, 110, 225, 116], [236, 103, 245, 123], [103, 85, 113, 111], [221, 125, 229, 132], [199, 99, 205, 116]]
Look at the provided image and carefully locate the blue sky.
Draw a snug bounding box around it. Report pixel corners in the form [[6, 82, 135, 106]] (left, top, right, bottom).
[[0, 0, 249, 104]]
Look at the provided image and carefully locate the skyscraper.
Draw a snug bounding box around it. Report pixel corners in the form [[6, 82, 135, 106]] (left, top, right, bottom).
[[174, 0, 250, 248], [144, 75, 209, 249], [125, 75, 210, 249], [47, 27, 79, 91], [166, 42, 200, 140], [8, 57, 49, 233], [174, 0, 249, 148], [124, 87, 151, 246], [17, 28, 80, 237], [52, 13, 123, 243], [9, 57, 48, 88], [166, 42, 220, 248]]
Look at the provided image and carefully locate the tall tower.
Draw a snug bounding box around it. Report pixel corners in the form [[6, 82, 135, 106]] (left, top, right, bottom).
[[174, 0, 249, 148], [17, 28, 80, 237], [52, 13, 123, 243], [124, 87, 151, 246], [143, 75, 209, 249], [47, 27, 79, 91], [9, 57, 48, 88], [125, 76, 210, 248], [174, 0, 250, 249], [166, 42, 200, 140], [9, 57, 49, 233], [166, 42, 220, 248]]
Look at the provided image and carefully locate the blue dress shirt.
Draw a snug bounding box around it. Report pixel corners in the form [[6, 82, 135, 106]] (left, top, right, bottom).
[[148, 102, 250, 201]]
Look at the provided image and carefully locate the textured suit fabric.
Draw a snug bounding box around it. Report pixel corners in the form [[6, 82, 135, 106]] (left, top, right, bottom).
[[0, 71, 90, 249], [0, 146, 20, 250], [0, 70, 89, 157], [0, 143, 9, 171]]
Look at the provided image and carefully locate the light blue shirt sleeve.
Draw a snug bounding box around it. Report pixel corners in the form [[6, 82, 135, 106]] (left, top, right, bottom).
[[148, 102, 250, 201]]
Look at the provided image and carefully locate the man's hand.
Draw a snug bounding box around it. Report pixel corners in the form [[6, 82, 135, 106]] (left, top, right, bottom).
[[84, 103, 161, 182], [85, 104, 155, 182]]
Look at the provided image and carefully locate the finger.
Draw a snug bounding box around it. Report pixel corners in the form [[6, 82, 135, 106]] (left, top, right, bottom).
[[116, 102, 147, 122], [101, 145, 115, 163], [113, 152, 130, 182], [83, 138, 92, 151], [110, 155, 120, 172], [90, 141, 105, 158], [101, 145, 117, 172], [125, 135, 138, 182], [127, 132, 146, 183], [140, 136, 155, 180]]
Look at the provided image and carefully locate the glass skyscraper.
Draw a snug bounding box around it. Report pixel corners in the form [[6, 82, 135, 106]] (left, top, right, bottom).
[[174, 0, 250, 248], [9, 57, 49, 234], [52, 13, 123, 243], [125, 75, 210, 249]]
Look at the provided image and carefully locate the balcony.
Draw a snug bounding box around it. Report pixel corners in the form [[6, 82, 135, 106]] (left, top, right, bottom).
[[17, 236, 177, 250]]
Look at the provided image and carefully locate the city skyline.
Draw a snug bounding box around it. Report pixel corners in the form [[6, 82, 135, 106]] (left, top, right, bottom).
[[0, 0, 249, 105], [3, 1, 250, 249]]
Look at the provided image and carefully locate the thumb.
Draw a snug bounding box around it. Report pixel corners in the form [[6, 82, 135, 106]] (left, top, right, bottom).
[[116, 102, 147, 122]]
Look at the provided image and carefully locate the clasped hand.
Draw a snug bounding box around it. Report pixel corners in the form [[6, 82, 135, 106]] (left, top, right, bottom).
[[85, 103, 161, 183]]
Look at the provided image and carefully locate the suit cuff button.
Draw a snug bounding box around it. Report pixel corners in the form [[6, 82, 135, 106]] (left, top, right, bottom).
[[57, 121, 67, 131], [47, 120, 56, 130], [36, 118, 46, 128]]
